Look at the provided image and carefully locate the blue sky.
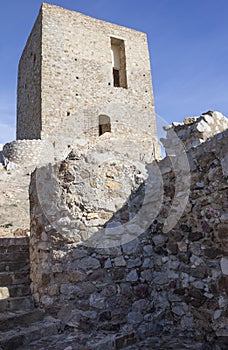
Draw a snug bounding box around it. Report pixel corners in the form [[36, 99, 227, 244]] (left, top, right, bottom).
[[0, 0, 228, 144]]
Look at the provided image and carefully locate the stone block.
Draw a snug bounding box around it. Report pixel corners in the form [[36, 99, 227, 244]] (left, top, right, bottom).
[[0, 287, 9, 300]]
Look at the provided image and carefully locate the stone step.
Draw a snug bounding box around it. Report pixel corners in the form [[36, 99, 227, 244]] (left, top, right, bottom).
[[0, 237, 29, 247], [27, 330, 136, 350], [0, 260, 29, 273], [0, 316, 61, 350], [122, 335, 228, 350], [0, 284, 30, 299], [0, 309, 44, 332], [8, 284, 31, 298], [0, 252, 29, 263], [0, 244, 29, 254], [0, 271, 30, 286], [0, 296, 34, 312]]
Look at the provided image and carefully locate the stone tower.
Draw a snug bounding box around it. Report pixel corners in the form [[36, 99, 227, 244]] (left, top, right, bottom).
[[17, 3, 160, 159]]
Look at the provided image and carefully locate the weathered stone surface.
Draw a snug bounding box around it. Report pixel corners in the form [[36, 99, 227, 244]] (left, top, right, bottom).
[[14, 2, 161, 166], [68, 271, 87, 283], [89, 293, 106, 309], [127, 311, 143, 324], [126, 270, 138, 282], [143, 245, 153, 255], [77, 257, 101, 271], [220, 258, 228, 275], [114, 256, 126, 267], [188, 231, 204, 242], [127, 258, 142, 269], [122, 239, 140, 255], [140, 270, 153, 282], [163, 111, 228, 152], [27, 114, 228, 345]]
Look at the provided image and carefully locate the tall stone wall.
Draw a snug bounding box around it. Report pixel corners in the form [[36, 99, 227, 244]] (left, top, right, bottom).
[[17, 3, 161, 158], [29, 127, 228, 346], [16, 8, 42, 140]]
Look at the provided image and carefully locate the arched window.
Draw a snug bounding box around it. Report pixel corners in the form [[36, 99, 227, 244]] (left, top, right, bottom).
[[99, 115, 111, 136]]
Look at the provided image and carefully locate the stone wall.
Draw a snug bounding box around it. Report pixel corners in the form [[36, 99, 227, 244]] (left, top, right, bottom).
[[17, 3, 161, 159], [16, 8, 42, 140], [29, 125, 228, 345], [3, 125, 159, 173], [162, 111, 228, 152], [155, 129, 228, 340]]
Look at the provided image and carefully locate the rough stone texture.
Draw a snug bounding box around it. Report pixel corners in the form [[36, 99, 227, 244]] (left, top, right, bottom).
[[16, 3, 161, 161], [26, 332, 228, 350], [2, 139, 54, 171], [29, 123, 228, 346], [16, 8, 42, 140], [162, 111, 228, 152], [0, 287, 9, 300], [0, 168, 30, 233], [0, 237, 61, 349]]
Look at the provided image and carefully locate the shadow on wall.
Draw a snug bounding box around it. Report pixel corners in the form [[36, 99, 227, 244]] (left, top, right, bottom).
[[29, 130, 228, 345]]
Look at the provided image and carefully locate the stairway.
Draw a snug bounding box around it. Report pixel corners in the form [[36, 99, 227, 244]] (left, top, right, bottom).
[[0, 237, 61, 350]]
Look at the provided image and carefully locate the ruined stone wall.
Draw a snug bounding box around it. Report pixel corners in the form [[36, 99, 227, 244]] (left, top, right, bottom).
[[155, 129, 228, 340], [16, 8, 42, 140], [29, 126, 228, 344], [162, 111, 228, 152], [3, 126, 157, 173], [3, 140, 54, 171], [17, 3, 160, 158]]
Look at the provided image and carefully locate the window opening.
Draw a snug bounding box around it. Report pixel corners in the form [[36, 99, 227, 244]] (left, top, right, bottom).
[[99, 115, 111, 136], [111, 37, 127, 88]]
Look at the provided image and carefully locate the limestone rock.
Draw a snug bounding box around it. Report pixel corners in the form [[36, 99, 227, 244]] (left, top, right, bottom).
[[0, 287, 9, 300], [126, 270, 138, 282]]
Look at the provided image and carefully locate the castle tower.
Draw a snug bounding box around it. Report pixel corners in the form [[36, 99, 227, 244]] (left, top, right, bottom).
[[17, 3, 160, 159]]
